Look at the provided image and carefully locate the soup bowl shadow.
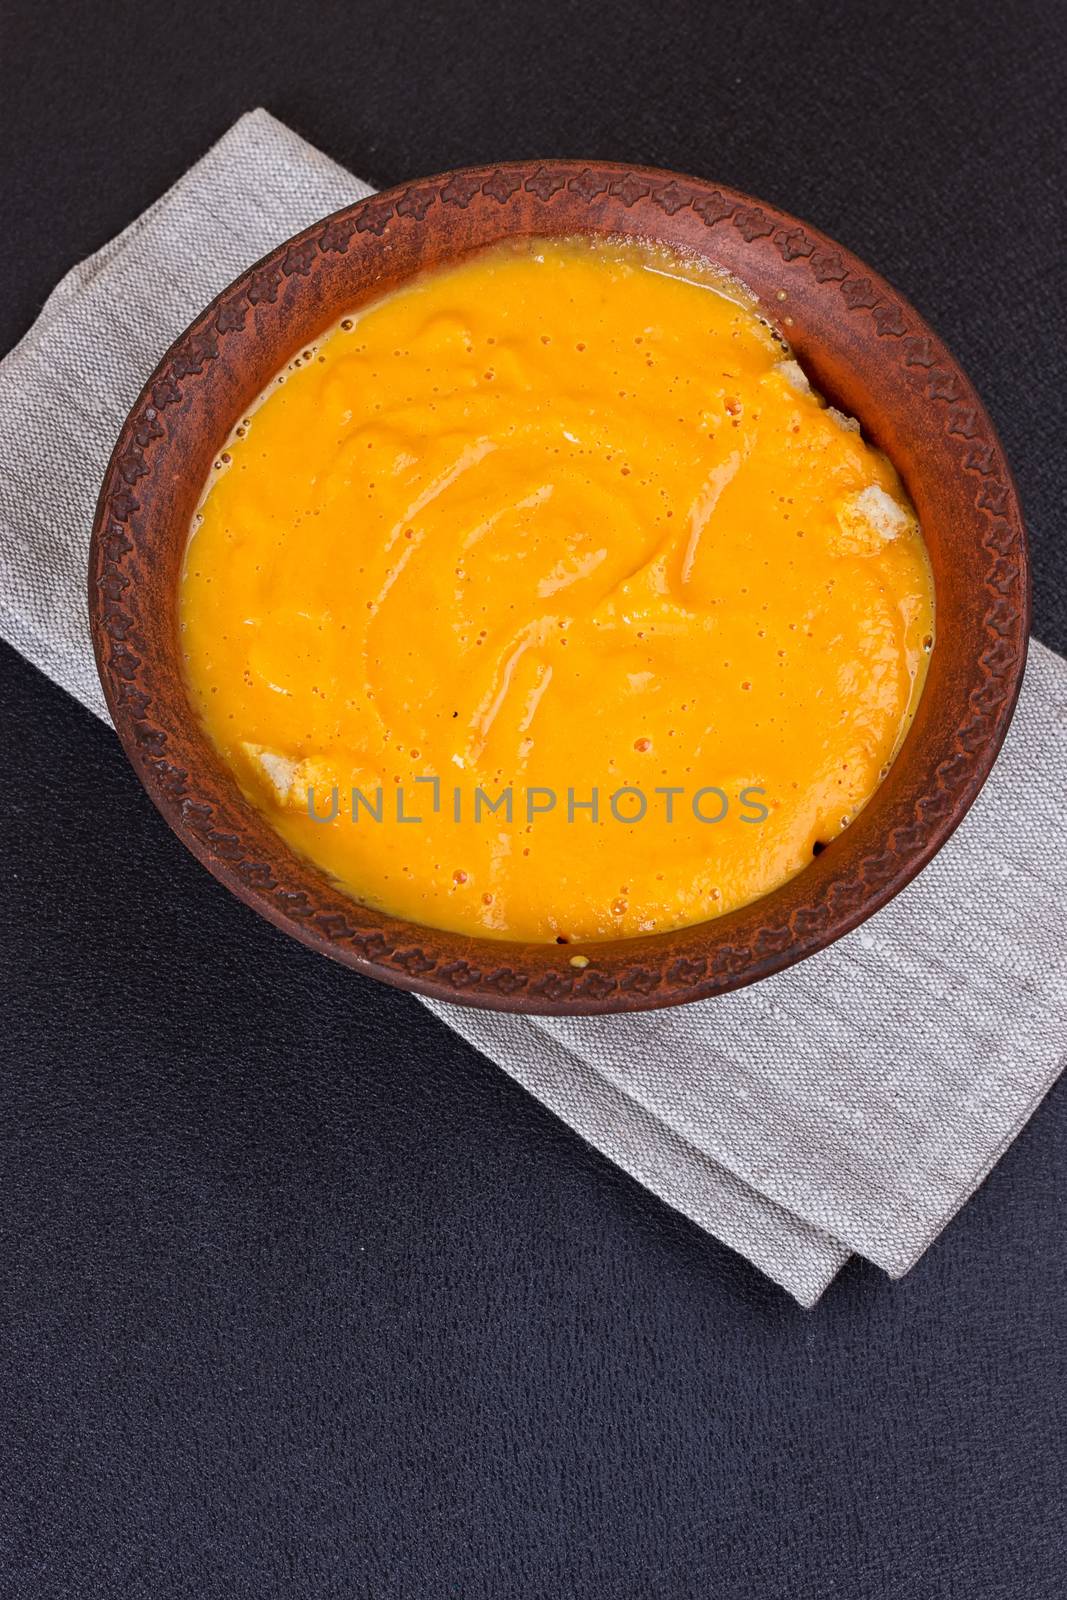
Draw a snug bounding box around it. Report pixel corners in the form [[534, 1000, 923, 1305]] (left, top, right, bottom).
[[88, 162, 1029, 1015]]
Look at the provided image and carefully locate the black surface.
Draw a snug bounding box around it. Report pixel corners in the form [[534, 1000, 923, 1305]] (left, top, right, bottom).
[[2, 2, 1065, 1595]]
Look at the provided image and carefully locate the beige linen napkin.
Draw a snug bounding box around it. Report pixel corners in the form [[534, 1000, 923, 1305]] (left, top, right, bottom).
[[2, 108, 1064, 1304]]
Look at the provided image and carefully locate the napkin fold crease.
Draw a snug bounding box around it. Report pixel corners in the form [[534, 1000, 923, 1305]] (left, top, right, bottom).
[[2, 108, 1064, 1305]]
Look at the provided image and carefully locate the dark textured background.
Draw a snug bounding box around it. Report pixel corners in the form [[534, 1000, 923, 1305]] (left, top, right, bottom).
[[1, 2, 1065, 1595]]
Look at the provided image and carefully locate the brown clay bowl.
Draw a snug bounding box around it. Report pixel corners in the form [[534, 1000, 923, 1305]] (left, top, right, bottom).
[[88, 162, 1029, 1015]]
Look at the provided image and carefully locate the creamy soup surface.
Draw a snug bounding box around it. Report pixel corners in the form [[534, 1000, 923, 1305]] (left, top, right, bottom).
[[180, 236, 934, 943]]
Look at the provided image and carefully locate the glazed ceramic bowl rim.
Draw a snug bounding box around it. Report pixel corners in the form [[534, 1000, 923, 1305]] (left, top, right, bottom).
[[88, 161, 1030, 1015]]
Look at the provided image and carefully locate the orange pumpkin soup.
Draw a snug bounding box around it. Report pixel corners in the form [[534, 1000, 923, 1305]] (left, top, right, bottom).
[[180, 237, 934, 942]]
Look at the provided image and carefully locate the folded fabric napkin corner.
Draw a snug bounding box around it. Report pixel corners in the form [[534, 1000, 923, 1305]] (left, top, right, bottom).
[[2, 108, 1064, 1305]]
